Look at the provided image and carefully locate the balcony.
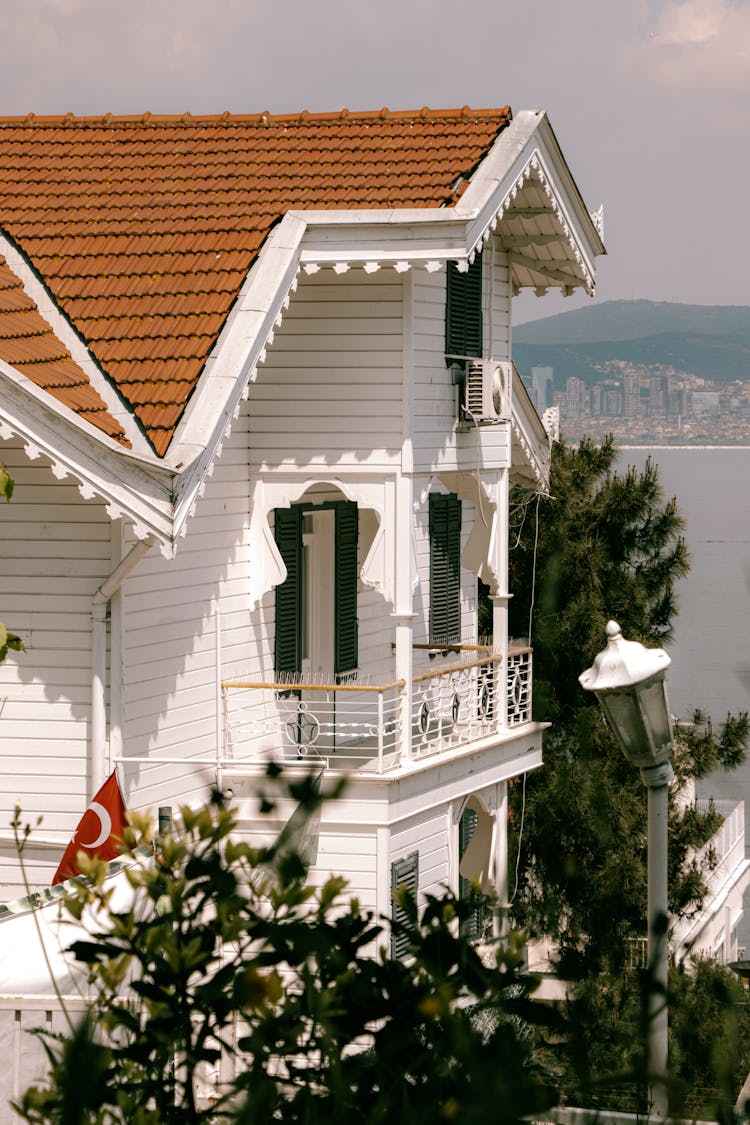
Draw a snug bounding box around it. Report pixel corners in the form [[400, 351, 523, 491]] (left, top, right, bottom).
[[670, 798, 749, 962], [222, 643, 534, 775]]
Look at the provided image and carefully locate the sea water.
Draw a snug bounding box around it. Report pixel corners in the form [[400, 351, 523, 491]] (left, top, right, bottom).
[[619, 448, 750, 948], [618, 448, 750, 804]]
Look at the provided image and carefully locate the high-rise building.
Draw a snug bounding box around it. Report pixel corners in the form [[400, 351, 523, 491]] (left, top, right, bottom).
[[531, 366, 554, 410], [565, 376, 588, 419], [604, 388, 622, 416], [623, 373, 640, 419], [668, 387, 686, 416], [690, 391, 721, 417], [649, 376, 667, 416]]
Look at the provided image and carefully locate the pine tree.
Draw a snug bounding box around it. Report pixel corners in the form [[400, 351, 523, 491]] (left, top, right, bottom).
[[507, 436, 748, 976]]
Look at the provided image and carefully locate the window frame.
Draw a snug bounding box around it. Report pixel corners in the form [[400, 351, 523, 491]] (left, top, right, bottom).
[[273, 499, 359, 681]]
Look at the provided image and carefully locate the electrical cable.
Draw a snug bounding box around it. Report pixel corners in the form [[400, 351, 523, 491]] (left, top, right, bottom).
[[509, 770, 527, 905], [509, 489, 537, 550]]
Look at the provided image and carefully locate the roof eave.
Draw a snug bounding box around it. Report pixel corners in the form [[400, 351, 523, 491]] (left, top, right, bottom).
[[0, 362, 176, 545], [0, 233, 154, 457], [457, 110, 605, 296]]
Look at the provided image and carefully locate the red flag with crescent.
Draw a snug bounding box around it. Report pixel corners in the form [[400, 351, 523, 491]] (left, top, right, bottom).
[[53, 770, 128, 885]]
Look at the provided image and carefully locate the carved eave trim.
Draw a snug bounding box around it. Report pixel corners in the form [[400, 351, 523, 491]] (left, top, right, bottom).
[[166, 213, 310, 539], [509, 365, 552, 491], [0, 361, 175, 546], [456, 110, 605, 295]]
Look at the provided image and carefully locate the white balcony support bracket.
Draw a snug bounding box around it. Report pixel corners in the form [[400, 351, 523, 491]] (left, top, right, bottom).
[[437, 469, 508, 594]]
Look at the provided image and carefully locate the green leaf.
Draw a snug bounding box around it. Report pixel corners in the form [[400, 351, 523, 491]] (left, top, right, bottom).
[[0, 466, 13, 501]]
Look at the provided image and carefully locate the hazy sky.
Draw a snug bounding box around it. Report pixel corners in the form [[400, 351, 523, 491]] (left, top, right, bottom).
[[1, 0, 748, 322]]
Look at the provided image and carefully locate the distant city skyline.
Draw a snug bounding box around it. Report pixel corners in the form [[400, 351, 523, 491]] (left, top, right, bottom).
[[537, 363, 750, 445], [0, 1, 748, 322]]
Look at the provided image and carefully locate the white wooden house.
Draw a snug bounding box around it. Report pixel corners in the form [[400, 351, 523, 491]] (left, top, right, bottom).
[[0, 106, 605, 934]]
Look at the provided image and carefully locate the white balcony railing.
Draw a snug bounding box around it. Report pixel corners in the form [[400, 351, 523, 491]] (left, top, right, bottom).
[[411, 652, 502, 759], [222, 645, 533, 775], [694, 798, 746, 900], [223, 677, 405, 773]]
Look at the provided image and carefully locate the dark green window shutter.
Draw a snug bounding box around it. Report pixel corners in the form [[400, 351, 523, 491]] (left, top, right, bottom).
[[391, 851, 419, 960], [459, 807, 484, 940], [274, 506, 302, 676], [429, 492, 462, 646], [445, 253, 483, 362], [334, 501, 359, 676]]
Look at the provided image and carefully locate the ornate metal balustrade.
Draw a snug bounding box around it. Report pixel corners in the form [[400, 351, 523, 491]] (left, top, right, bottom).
[[507, 643, 533, 727], [411, 652, 503, 758], [222, 645, 534, 775], [222, 676, 404, 772]]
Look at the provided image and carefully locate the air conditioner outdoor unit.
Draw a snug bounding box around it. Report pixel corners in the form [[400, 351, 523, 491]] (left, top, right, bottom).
[[462, 359, 510, 424]]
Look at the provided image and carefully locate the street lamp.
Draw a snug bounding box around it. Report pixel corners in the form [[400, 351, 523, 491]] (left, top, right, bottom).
[[579, 620, 674, 1121]]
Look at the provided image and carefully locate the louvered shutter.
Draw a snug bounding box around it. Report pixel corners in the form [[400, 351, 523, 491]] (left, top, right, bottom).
[[445, 253, 483, 362], [274, 506, 302, 677], [429, 493, 462, 646], [459, 807, 484, 940], [334, 500, 358, 677], [391, 851, 419, 960]]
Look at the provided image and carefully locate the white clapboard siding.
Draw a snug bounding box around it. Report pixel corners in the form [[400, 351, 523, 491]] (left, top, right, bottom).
[[390, 806, 452, 907], [119, 414, 255, 816], [228, 815, 380, 914], [410, 253, 513, 475], [410, 269, 456, 474], [0, 438, 114, 898], [124, 762, 218, 814], [489, 242, 512, 361], [310, 827, 378, 913], [248, 271, 403, 470]]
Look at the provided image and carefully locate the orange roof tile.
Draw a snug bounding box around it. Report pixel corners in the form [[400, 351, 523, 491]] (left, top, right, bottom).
[[0, 107, 512, 455], [0, 256, 129, 446]]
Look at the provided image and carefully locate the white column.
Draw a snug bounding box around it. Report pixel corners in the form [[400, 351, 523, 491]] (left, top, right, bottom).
[[494, 780, 509, 937], [393, 473, 415, 764], [490, 468, 510, 729]]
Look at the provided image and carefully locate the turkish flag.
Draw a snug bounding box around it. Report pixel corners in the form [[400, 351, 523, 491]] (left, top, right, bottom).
[[53, 771, 128, 885]]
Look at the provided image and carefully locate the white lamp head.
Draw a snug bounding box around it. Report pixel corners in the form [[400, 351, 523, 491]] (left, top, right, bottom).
[[579, 621, 673, 770]]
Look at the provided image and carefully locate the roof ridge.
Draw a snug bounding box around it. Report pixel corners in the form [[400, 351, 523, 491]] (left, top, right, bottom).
[[0, 106, 512, 128]]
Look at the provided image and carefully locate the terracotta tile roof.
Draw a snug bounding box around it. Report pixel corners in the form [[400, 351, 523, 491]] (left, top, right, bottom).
[[0, 107, 512, 456], [0, 256, 129, 446]]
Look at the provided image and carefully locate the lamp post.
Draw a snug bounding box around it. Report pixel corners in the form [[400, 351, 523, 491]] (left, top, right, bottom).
[[579, 620, 674, 1121]]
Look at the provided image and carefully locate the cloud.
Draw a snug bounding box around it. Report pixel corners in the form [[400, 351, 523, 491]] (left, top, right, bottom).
[[630, 0, 750, 109], [654, 0, 726, 43]]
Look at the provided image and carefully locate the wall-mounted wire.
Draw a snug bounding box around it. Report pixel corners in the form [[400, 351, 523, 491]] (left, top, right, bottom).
[[509, 770, 527, 906]]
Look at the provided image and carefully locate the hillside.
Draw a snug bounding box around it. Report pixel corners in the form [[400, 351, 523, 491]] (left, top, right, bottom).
[[512, 300, 750, 385]]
